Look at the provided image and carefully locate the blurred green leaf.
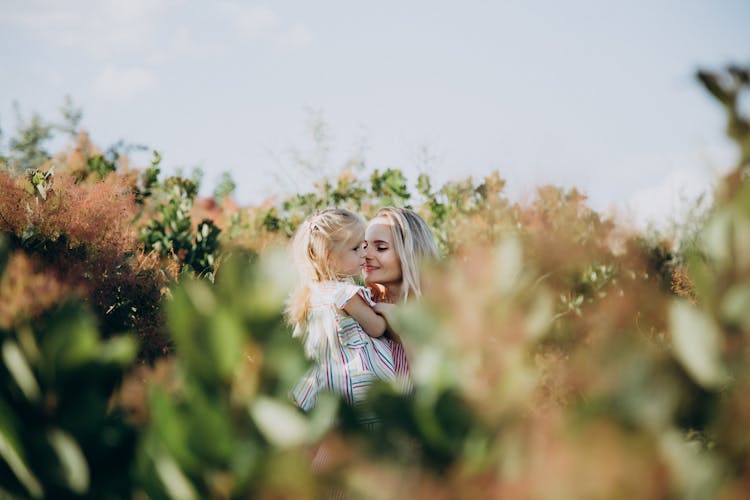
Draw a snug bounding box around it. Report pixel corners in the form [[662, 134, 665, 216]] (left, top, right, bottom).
[[720, 284, 750, 331], [526, 290, 553, 339], [41, 304, 99, 373], [47, 429, 89, 494], [250, 396, 310, 448], [669, 301, 729, 389], [660, 429, 723, 500], [495, 236, 523, 293], [153, 449, 198, 500], [97, 335, 137, 366], [2, 341, 40, 402], [0, 400, 43, 498], [208, 309, 245, 379], [702, 210, 732, 269]]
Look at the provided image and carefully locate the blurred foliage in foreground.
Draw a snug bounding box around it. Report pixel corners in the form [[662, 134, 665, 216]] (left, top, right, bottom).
[[0, 64, 748, 498]]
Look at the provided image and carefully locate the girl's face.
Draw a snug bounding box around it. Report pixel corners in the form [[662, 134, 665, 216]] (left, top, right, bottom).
[[332, 230, 367, 278], [363, 218, 402, 285]]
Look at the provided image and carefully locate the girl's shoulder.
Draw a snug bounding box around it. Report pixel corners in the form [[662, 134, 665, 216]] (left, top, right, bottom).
[[312, 280, 374, 309], [310, 280, 348, 295]]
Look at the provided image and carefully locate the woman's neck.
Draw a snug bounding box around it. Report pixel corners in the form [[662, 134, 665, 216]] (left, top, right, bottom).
[[383, 283, 402, 303]]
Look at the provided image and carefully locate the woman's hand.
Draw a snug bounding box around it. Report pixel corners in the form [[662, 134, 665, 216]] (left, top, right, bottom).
[[373, 302, 399, 337], [373, 302, 396, 320]]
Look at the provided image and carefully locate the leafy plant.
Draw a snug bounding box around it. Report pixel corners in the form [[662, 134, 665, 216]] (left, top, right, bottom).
[[139, 174, 221, 281], [0, 237, 138, 499], [134, 251, 336, 498], [0, 64, 748, 497]]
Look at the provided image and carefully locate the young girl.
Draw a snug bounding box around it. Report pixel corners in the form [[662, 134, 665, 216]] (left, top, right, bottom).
[[286, 208, 397, 416]]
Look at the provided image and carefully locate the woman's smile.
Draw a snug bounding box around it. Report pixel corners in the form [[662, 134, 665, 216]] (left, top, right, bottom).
[[363, 220, 402, 286]]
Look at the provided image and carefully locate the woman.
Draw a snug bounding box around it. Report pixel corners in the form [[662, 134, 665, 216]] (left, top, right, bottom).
[[363, 207, 439, 382]]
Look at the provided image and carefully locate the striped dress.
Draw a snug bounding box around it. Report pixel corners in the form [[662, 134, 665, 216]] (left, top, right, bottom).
[[386, 338, 413, 392], [291, 281, 397, 414]]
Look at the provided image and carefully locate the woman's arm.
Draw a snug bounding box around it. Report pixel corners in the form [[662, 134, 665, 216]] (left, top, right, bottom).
[[342, 294, 387, 338]]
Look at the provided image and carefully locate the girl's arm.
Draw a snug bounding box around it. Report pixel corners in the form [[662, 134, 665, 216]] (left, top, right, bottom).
[[342, 294, 387, 338]]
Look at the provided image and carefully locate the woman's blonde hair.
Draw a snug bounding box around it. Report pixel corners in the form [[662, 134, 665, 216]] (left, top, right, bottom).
[[372, 207, 439, 301], [286, 208, 366, 325]]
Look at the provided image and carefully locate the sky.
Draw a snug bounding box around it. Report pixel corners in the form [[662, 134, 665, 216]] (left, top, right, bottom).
[[1, 0, 748, 229]]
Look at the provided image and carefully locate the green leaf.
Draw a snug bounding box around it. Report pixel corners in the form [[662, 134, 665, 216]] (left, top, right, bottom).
[[153, 450, 198, 500], [494, 236, 523, 293], [250, 396, 310, 448], [660, 429, 722, 499], [42, 305, 99, 371], [669, 301, 729, 389], [147, 389, 198, 471], [720, 284, 750, 331], [703, 210, 732, 269], [0, 400, 43, 498], [2, 340, 41, 402], [208, 309, 245, 379], [526, 291, 553, 340], [47, 429, 89, 494], [97, 335, 137, 366]]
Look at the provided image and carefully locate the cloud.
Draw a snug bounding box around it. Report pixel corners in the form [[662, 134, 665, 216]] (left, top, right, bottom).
[[147, 26, 225, 64], [92, 65, 157, 101], [278, 23, 314, 49], [219, 2, 312, 48], [3, 1, 312, 63], [220, 3, 279, 39], [1, 0, 174, 57], [627, 167, 712, 230], [623, 144, 735, 230]]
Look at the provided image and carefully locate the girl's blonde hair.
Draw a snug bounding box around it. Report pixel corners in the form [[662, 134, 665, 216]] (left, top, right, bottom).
[[286, 208, 366, 325], [372, 207, 439, 301]]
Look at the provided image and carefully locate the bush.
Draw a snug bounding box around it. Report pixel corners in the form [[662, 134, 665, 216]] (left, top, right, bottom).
[[0, 63, 747, 498], [0, 235, 138, 498]]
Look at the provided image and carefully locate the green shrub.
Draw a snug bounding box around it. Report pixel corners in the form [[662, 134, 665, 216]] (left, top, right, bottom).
[[0, 237, 138, 498]]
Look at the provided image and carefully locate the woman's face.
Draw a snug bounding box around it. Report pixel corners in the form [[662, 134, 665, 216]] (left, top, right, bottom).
[[363, 217, 402, 286]]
